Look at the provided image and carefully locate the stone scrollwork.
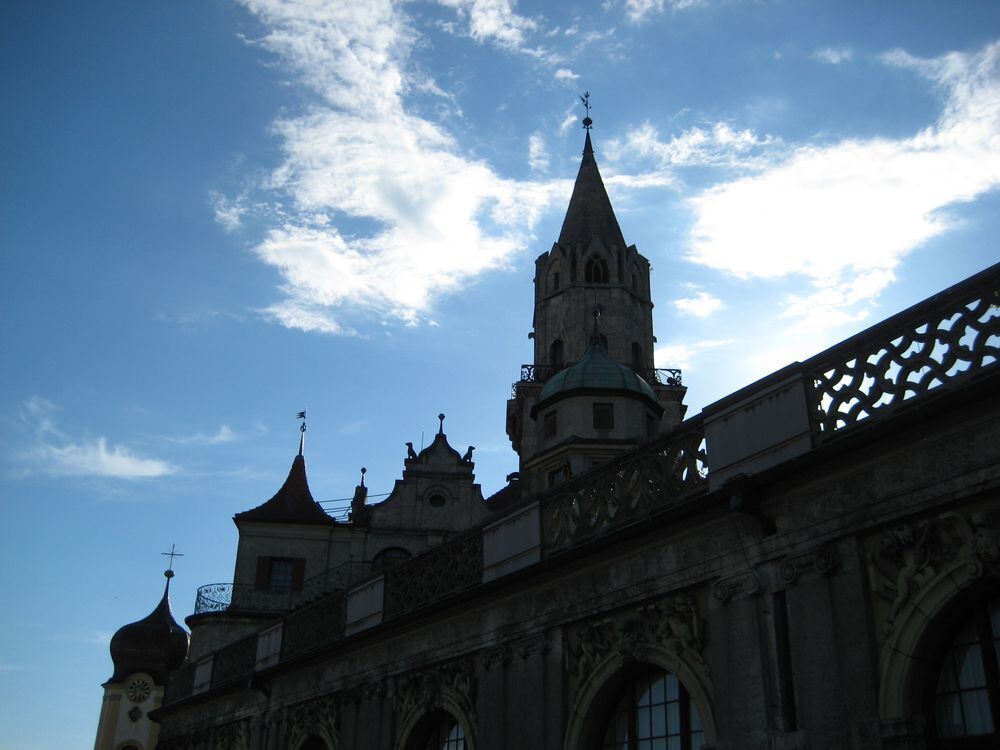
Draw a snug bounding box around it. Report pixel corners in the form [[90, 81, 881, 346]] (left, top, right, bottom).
[[711, 568, 762, 603], [779, 544, 838, 586], [286, 694, 340, 750], [479, 645, 510, 671], [394, 657, 477, 723], [566, 593, 708, 689], [868, 511, 1000, 636], [214, 717, 251, 750]]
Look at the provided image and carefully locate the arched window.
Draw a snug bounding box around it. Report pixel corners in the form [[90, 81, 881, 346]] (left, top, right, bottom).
[[371, 547, 411, 572], [929, 593, 1000, 746], [585, 256, 610, 284], [550, 339, 565, 370], [550, 270, 561, 293], [600, 668, 704, 750], [411, 711, 466, 750]]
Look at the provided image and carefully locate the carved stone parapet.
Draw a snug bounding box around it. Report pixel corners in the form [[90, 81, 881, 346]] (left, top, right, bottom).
[[711, 568, 762, 604], [779, 544, 837, 586]]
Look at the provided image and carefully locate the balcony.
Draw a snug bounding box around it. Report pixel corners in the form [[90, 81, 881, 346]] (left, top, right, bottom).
[[512, 363, 682, 397]]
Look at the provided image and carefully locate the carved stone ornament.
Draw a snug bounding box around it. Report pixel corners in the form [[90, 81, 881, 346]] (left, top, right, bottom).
[[393, 658, 477, 722], [711, 568, 761, 603], [363, 679, 387, 702], [779, 544, 838, 586], [479, 645, 511, 671], [868, 511, 1000, 636], [214, 717, 251, 750], [566, 594, 708, 687], [516, 633, 548, 660], [286, 694, 340, 750]]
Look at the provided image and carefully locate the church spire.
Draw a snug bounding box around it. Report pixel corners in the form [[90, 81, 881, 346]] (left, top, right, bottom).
[[557, 102, 626, 249]]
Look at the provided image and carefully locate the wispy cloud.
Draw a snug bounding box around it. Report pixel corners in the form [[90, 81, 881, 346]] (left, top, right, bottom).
[[654, 338, 735, 371], [609, 121, 780, 169], [210, 190, 247, 232], [15, 397, 177, 479], [166, 424, 241, 446], [685, 41, 1000, 329], [436, 0, 538, 51], [673, 288, 724, 317], [812, 46, 853, 65], [624, 0, 709, 23], [232, 1, 564, 334], [554, 67, 580, 82], [528, 132, 549, 172]]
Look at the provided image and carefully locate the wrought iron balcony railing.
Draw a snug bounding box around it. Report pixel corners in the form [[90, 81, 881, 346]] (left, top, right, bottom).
[[193, 560, 373, 615], [512, 363, 682, 397]]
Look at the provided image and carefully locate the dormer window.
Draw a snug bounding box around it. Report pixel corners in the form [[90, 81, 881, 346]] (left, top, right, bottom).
[[585, 256, 609, 284]]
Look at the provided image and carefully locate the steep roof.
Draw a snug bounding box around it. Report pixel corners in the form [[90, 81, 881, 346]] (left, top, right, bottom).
[[557, 131, 627, 249], [234, 454, 336, 526]]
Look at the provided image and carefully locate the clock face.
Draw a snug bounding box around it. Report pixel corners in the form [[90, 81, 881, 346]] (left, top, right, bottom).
[[126, 679, 151, 703]]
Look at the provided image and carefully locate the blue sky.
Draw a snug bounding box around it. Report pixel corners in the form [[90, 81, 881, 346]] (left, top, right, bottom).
[[2, 1, 999, 746]]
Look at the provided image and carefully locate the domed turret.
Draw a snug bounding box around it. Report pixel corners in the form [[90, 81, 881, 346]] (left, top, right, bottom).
[[537, 336, 657, 408], [108, 571, 189, 684]]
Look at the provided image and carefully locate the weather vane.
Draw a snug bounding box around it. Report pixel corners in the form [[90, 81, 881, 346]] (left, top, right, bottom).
[[297, 409, 307, 455], [579, 91, 592, 131], [161, 544, 184, 576]]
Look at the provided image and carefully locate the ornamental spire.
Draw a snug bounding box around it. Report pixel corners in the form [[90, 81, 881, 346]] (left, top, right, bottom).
[[557, 93, 625, 249]]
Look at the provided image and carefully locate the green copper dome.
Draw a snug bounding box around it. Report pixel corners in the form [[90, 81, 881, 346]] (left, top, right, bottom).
[[538, 337, 656, 405]]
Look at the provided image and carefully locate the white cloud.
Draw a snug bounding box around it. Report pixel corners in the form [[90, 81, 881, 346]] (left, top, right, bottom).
[[812, 46, 853, 65], [528, 132, 549, 172], [685, 41, 1000, 328], [233, 1, 564, 333], [674, 289, 724, 317], [554, 67, 580, 82], [654, 338, 734, 371], [560, 111, 579, 133], [610, 121, 780, 168], [210, 190, 247, 232], [436, 0, 538, 51], [624, 0, 708, 23], [15, 398, 177, 479], [168, 424, 241, 446]]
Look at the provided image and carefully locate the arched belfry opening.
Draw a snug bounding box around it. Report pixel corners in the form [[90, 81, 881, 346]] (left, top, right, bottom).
[[585, 255, 610, 284]]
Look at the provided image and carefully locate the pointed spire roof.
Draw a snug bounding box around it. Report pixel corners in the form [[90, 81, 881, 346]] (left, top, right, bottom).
[[557, 130, 626, 249], [108, 572, 189, 683], [234, 453, 337, 526]]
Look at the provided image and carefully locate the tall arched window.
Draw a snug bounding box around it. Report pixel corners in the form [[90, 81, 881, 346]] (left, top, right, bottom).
[[585, 256, 610, 284], [930, 593, 1000, 746], [601, 668, 704, 750]]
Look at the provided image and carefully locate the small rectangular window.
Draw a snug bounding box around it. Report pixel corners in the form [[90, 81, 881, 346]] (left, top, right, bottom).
[[547, 465, 569, 487], [256, 624, 283, 671], [269, 558, 295, 591], [192, 657, 213, 694], [543, 410, 557, 439], [593, 402, 614, 430]]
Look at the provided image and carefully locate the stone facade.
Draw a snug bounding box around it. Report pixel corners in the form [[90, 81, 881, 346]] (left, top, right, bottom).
[[140, 132, 1000, 750]]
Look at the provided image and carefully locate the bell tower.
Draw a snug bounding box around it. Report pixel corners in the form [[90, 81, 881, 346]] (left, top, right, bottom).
[[507, 108, 686, 493]]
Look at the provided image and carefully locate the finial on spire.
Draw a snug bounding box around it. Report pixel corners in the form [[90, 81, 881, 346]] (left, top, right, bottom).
[[360, 466, 367, 488], [438, 413, 446, 435], [591, 304, 604, 342], [579, 91, 592, 131], [297, 409, 307, 455], [161, 544, 183, 579]]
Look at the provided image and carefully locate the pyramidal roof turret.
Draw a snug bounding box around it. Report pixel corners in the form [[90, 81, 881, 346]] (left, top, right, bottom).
[[557, 128, 626, 249]]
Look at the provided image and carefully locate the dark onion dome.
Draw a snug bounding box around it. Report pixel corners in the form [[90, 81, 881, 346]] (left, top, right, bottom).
[[234, 453, 336, 526], [534, 336, 659, 414], [108, 573, 189, 684]]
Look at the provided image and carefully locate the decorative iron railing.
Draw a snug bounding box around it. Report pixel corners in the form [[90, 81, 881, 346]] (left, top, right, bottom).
[[383, 531, 484, 618], [512, 363, 682, 397], [193, 560, 373, 615], [540, 417, 708, 554], [804, 263, 999, 440]]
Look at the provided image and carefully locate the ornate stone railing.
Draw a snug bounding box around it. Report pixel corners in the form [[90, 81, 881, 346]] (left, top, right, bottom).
[[282, 592, 346, 661], [383, 532, 484, 618], [193, 561, 373, 615], [805, 263, 999, 440], [540, 418, 708, 554]]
